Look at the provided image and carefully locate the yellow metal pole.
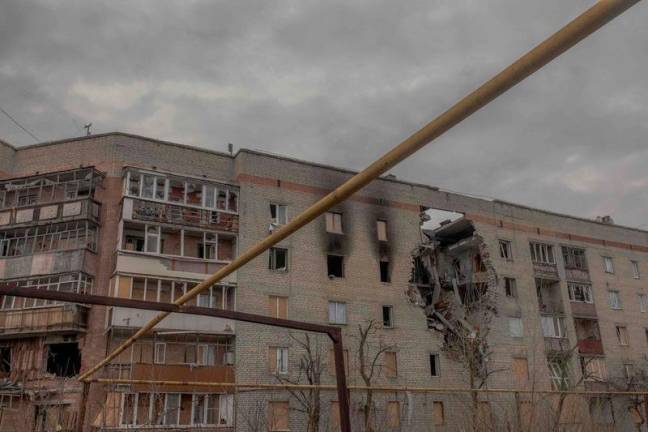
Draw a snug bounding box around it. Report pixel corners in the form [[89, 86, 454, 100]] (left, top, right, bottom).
[[79, 0, 641, 381]]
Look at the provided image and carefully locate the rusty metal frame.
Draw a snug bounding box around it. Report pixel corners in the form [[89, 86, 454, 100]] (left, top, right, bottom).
[[0, 283, 352, 432]]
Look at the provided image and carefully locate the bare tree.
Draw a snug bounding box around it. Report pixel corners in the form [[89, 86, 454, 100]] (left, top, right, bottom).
[[273, 332, 324, 432], [355, 319, 397, 432]]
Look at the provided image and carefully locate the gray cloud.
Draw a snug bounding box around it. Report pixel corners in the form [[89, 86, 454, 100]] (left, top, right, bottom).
[[0, 0, 646, 226]]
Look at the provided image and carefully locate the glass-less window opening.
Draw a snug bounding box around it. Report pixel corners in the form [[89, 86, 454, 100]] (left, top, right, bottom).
[[1, 272, 93, 310], [0, 168, 103, 210], [0, 221, 98, 257], [122, 222, 236, 261], [125, 170, 239, 213]]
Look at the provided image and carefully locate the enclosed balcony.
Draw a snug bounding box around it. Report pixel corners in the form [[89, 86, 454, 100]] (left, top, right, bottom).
[[0, 198, 100, 229], [0, 304, 89, 338]]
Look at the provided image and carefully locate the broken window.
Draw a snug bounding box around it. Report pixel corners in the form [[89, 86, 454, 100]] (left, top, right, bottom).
[[382, 305, 393, 328], [121, 393, 136, 426], [269, 247, 288, 271], [602, 256, 614, 273], [325, 212, 343, 234], [548, 360, 569, 390], [504, 277, 517, 298], [327, 255, 344, 278], [376, 220, 388, 241], [379, 259, 390, 283], [270, 203, 288, 225], [268, 295, 288, 319], [568, 282, 593, 303], [328, 301, 347, 324], [145, 225, 161, 253], [499, 239, 513, 260], [508, 317, 523, 338], [429, 354, 440, 377], [562, 246, 587, 270], [616, 325, 629, 346], [268, 401, 289, 431], [623, 363, 634, 382], [46, 342, 81, 377], [168, 179, 185, 203], [530, 242, 555, 264], [640, 294, 647, 313], [217, 235, 236, 261], [185, 181, 202, 205], [0, 347, 10, 373], [384, 351, 397, 378]]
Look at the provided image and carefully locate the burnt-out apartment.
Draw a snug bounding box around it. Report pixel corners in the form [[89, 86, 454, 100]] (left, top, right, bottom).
[[1, 133, 647, 431]]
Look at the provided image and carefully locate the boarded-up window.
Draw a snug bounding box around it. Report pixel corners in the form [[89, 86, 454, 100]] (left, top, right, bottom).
[[512, 358, 529, 381], [477, 402, 492, 428], [117, 276, 132, 298], [268, 296, 288, 319], [325, 212, 343, 234], [268, 401, 289, 431], [330, 401, 340, 431], [432, 401, 445, 425], [384, 352, 397, 378], [387, 401, 400, 428], [329, 349, 349, 377], [519, 401, 532, 429], [377, 220, 388, 241]]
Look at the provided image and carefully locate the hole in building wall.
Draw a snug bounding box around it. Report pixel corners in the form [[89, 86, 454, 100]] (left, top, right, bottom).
[[0, 347, 10, 374], [327, 255, 344, 278], [421, 208, 464, 231], [46, 342, 81, 377]]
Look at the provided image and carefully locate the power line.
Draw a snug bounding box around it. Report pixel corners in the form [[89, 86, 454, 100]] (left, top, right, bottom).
[[0, 105, 40, 143]]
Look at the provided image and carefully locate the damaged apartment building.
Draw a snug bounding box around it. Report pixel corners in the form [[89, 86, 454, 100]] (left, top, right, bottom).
[[0, 133, 647, 431]]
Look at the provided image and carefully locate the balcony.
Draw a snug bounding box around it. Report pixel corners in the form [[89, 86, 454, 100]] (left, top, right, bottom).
[[0, 304, 89, 338], [129, 363, 235, 392], [570, 301, 597, 317], [544, 337, 570, 352], [123, 197, 238, 233], [577, 338, 604, 355], [0, 198, 100, 229], [533, 262, 559, 279]]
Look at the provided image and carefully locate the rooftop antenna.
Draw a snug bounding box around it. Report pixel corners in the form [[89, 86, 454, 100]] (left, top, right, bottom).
[[228, 143, 234, 155], [84, 123, 92, 136]]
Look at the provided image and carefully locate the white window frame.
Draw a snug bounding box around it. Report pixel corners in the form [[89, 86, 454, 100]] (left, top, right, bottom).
[[530, 242, 555, 264], [616, 325, 629, 346], [276, 347, 289, 375], [270, 203, 288, 225], [145, 224, 161, 254], [603, 256, 614, 274], [608, 290, 622, 310], [582, 357, 607, 382], [325, 212, 343, 234], [509, 317, 524, 338], [269, 247, 288, 271], [548, 361, 569, 389], [328, 301, 347, 324], [164, 393, 181, 425], [504, 277, 517, 298], [640, 294, 647, 313], [541, 315, 565, 338], [567, 282, 593, 303], [499, 239, 513, 260], [154, 342, 166, 364], [377, 220, 388, 242], [632, 260, 640, 279]]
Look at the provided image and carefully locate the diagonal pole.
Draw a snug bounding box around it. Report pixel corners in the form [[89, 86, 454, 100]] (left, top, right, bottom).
[[79, 0, 641, 414]]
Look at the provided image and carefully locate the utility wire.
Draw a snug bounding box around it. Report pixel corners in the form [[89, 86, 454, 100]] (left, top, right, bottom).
[[0, 105, 40, 143]]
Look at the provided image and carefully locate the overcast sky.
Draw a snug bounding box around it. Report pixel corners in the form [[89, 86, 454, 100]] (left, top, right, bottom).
[[0, 0, 646, 227]]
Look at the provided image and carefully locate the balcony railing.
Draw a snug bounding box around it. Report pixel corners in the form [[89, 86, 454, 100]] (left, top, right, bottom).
[[106, 363, 235, 392], [0, 198, 100, 228], [533, 262, 559, 279], [577, 338, 604, 355], [0, 304, 89, 337], [127, 198, 238, 233]]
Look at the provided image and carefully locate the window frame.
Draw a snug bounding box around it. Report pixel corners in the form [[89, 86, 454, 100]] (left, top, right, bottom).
[[270, 203, 288, 225], [268, 247, 289, 272], [530, 242, 555, 265], [499, 239, 513, 261], [382, 305, 393, 328], [328, 301, 347, 325], [508, 317, 524, 338], [602, 256, 614, 274], [608, 290, 622, 310], [567, 282, 593, 304], [631, 260, 640, 279], [325, 211, 343, 234]]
